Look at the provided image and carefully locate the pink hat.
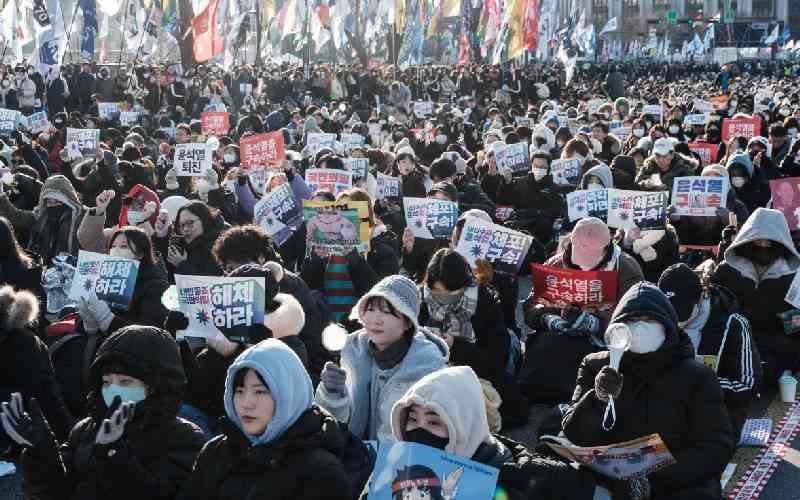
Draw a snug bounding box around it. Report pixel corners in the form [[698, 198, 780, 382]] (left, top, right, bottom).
[[571, 217, 611, 269]]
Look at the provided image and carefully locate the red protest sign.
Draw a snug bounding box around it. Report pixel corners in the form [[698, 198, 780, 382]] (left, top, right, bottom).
[[240, 132, 286, 169], [531, 264, 619, 310], [687, 142, 718, 165], [722, 117, 762, 142], [770, 177, 800, 230], [200, 112, 230, 136]]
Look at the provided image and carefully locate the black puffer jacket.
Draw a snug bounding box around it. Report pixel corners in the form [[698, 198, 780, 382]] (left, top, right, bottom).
[[562, 282, 734, 500], [107, 261, 170, 332], [177, 408, 353, 500]]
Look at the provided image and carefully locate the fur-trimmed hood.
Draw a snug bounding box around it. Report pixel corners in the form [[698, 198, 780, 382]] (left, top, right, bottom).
[[0, 285, 39, 331], [265, 293, 306, 339]]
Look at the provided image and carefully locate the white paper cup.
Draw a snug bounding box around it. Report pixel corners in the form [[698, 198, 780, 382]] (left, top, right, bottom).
[[780, 379, 797, 403]]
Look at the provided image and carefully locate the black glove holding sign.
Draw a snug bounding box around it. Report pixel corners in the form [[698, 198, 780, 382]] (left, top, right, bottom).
[[216, 263, 282, 344]]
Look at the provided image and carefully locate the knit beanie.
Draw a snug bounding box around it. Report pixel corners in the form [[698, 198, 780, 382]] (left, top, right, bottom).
[[350, 275, 420, 334]]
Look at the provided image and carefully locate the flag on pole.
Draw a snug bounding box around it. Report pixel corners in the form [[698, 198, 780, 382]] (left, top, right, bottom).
[[33, 0, 67, 71], [599, 17, 616, 36], [703, 23, 714, 51], [193, 0, 224, 62], [0, 0, 21, 61], [79, 0, 98, 59], [764, 24, 779, 45], [96, 0, 122, 15]]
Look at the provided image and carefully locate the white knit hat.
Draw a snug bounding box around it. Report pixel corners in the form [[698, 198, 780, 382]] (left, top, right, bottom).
[[349, 275, 420, 333]]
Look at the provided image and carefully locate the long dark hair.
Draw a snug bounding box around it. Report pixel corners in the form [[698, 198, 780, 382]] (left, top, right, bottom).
[[424, 248, 474, 291], [175, 200, 218, 237], [0, 216, 33, 270], [108, 226, 157, 267]]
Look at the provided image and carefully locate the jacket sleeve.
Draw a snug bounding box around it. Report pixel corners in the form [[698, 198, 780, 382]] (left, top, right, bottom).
[[295, 453, 352, 500], [77, 212, 110, 253], [346, 251, 379, 297], [717, 313, 760, 406], [561, 357, 608, 445], [0, 192, 35, 230], [314, 382, 352, 426], [21, 419, 82, 500]]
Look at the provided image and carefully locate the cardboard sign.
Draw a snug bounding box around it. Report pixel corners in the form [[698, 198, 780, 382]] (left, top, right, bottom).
[[66, 128, 100, 155], [200, 111, 230, 136], [305, 168, 353, 195], [722, 117, 762, 142], [687, 142, 718, 165], [672, 176, 729, 217], [174, 274, 266, 342], [26, 111, 50, 133], [494, 141, 530, 174], [403, 197, 459, 240], [531, 264, 619, 309], [607, 190, 668, 230], [367, 442, 499, 500], [770, 177, 800, 230], [376, 172, 401, 199], [98, 102, 119, 120], [68, 250, 139, 310], [413, 101, 434, 117], [455, 216, 533, 274], [306, 132, 337, 153], [343, 158, 369, 182], [240, 131, 286, 169], [684, 113, 708, 126], [550, 158, 582, 186], [174, 143, 213, 176], [567, 189, 609, 222], [253, 183, 303, 246], [0, 109, 19, 136], [303, 200, 370, 257]]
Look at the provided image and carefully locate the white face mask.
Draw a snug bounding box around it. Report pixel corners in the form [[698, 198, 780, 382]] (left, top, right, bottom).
[[435, 134, 448, 144], [587, 182, 602, 190], [668, 125, 680, 134], [223, 153, 236, 163], [633, 128, 645, 138], [532, 168, 547, 180], [627, 320, 666, 353], [109, 247, 137, 260], [790, 128, 798, 137], [731, 177, 746, 188], [126, 210, 147, 225], [196, 179, 210, 194]]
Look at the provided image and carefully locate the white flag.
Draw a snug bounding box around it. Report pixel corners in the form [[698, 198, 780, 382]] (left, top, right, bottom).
[[96, 0, 122, 16], [764, 24, 780, 45], [703, 23, 715, 51], [0, 0, 20, 61], [33, 0, 67, 72], [599, 17, 617, 36]]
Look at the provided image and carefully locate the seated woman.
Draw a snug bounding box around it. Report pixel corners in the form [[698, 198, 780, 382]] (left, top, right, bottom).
[[177, 339, 354, 500]]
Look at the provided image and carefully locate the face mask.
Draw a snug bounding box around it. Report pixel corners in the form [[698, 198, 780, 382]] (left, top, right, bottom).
[[587, 182, 602, 190], [196, 179, 210, 194], [109, 247, 137, 260], [405, 427, 449, 450], [780, 108, 791, 116], [533, 168, 547, 181], [166, 180, 179, 191], [125, 210, 147, 225], [627, 320, 666, 354], [668, 125, 680, 134], [633, 128, 645, 138], [731, 176, 746, 188], [750, 245, 781, 267], [102, 384, 147, 408], [435, 134, 448, 144], [430, 291, 462, 306], [223, 153, 237, 163]]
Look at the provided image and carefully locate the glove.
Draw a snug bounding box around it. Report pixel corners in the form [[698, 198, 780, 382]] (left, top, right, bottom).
[[95, 398, 134, 446], [542, 313, 568, 333], [564, 308, 601, 334], [77, 297, 100, 334], [595, 366, 623, 402], [0, 393, 55, 449], [639, 246, 657, 262], [82, 293, 114, 332], [206, 167, 219, 189], [163, 310, 190, 337], [321, 361, 347, 396]]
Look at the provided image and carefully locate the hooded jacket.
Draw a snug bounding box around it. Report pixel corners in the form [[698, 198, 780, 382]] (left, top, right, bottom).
[[726, 153, 771, 212], [178, 340, 353, 500], [580, 164, 614, 189], [562, 282, 734, 500], [22, 326, 205, 500], [610, 155, 637, 190]]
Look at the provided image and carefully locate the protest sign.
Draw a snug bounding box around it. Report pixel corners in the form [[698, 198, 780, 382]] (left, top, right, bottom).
[[413, 101, 434, 117], [587, 99, 607, 115], [672, 176, 729, 217], [722, 117, 762, 141], [246, 169, 269, 195], [253, 183, 303, 246], [343, 158, 369, 182], [68, 250, 139, 310], [455, 216, 533, 274], [694, 99, 715, 113], [494, 141, 530, 175], [25, 111, 50, 133], [174, 143, 213, 176], [683, 113, 708, 126], [305, 168, 353, 195], [403, 197, 459, 240], [566, 189, 609, 222], [770, 177, 800, 230], [200, 111, 230, 136], [0, 109, 19, 136], [687, 142, 718, 164], [610, 127, 631, 141], [376, 172, 401, 199], [495, 206, 515, 222], [531, 264, 619, 310], [240, 131, 286, 169], [540, 434, 676, 480], [550, 158, 582, 186], [339, 133, 366, 153], [160, 127, 176, 139], [607, 190, 668, 230], [66, 128, 100, 155], [306, 132, 337, 153], [303, 200, 370, 256], [119, 112, 139, 128], [174, 274, 266, 342], [785, 272, 800, 309], [367, 441, 499, 500], [642, 104, 663, 121], [515, 116, 532, 128], [98, 102, 119, 120]]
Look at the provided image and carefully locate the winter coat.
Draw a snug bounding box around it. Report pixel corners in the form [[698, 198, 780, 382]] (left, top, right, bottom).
[[107, 261, 170, 331], [493, 173, 564, 243], [455, 176, 496, 215], [157, 224, 224, 278], [635, 153, 698, 193], [731, 168, 771, 213], [46, 78, 69, 114], [562, 282, 734, 500], [315, 329, 449, 441], [671, 190, 749, 246], [619, 227, 680, 283]]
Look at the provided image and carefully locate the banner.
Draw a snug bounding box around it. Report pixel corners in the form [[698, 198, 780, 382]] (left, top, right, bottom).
[[174, 274, 266, 342], [305, 168, 353, 195], [403, 197, 459, 240], [25, 111, 49, 133], [0, 109, 20, 136], [687, 142, 718, 165], [367, 442, 499, 500], [531, 264, 619, 309], [201, 111, 230, 136], [672, 176, 729, 217], [253, 183, 303, 246], [607, 190, 668, 230], [567, 189, 609, 222], [240, 131, 286, 169], [174, 143, 213, 176], [306, 132, 337, 153], [455, 216, 533, 274], [722, 117, 762, 142], [494, 141, 530, 174], [770, 177, 800, 230], [550, 158, 582, 186], [66, 128, 100, 156], [79, 0, 98, 59], [303, 200, 370, 256], [343, 158, 369, 182], [192, 0, 224, 62], [376, 172, 401, 199], [68, 250, 139, 310]]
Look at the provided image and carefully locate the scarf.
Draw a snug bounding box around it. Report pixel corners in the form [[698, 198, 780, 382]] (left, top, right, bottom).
[[368, 336, 411, 370], [680, 295, 711, 353], [423, 284, 479, 343]]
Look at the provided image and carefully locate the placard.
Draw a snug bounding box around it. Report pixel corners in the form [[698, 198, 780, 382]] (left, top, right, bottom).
[[607, 190, 668, 230], [694, 99, 715, 113], [642, 104, 663, 121], [339, 133, 365, 153], [119, 112, 139, 127], [26, 111, 50, 133], [413, 101, 434, 117], [687, 142, 718, 165], [455, 216, 533, 274], [672, 176, 729, 217], [306, 132, 337, 153], [367, 442, 499, 500], [174, 274, 266, 342], [550, 158, 582, 186], [98, 102, 119, 120], [403, 197, 459, 240], [200, 111, 230, 136], [240, 131, 286, 169], [722, 117, 762, 142], [305, 168, 353, 195], [494, 141, 530, 174], [0, 109, 20, 136], [376, 172, 401, 199], [683, 113, 708, 126], [174, 143, 213, 176], [68, 250, 139, 310], [770, 177, 800, 230], [343, 158, 369, 182], [66, 128, 100, 155], [610, 127, 631, 141], [531, 264, 619, 309], [253, 183, 303, 246], [587, 99, 607, 115], [567, 189, 609, 222], [303, 200, 370, 256]]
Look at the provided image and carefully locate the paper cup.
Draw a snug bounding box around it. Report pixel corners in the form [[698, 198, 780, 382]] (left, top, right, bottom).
[[780, 379, 797, 403]]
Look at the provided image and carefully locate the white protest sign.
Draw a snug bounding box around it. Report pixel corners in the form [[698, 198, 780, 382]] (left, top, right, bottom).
[[343, 158, 369, 182], [305, 168, 353, 195], [0, 109, 20, 136], [339, 133, 365, 153], [611, 127, 631, 141], [455, 216, 533, 274], [253, 183, 303, 246], [607, 189, 669, 230], [119, 112, 139, 127], [98, 102, 119, 120], [413, 101, 434, 117], [403, 197, 459, 239], [494, 142, 530, 174], [587, 99, 607, 115], [671, 176, 729, 217], [683, 114, 708, 126], [642, 104, 663, 121], [174, 143, 213, 177], [306, 133, 337, 154], [550, 158, 582, 186], [376, 172, 401, 199], [26, 112, 50, 133], [68, 250, 140, 310], [693, 99, 715, 113], [66, 128, 100, 155]]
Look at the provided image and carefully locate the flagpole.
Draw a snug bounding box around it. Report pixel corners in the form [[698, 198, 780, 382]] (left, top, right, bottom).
[[64, 1, 80, 64], [118, 0, 131, 65]]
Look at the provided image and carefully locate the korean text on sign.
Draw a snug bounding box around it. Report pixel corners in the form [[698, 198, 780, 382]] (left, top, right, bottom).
[[722, 117, 762, 142], [240, 131, 286, 169], [253, 183, 303, 245], [531, 264, 619, 309], [607, 190, 668, 230], [174, 143, 213, 176], [671, 176, 729, 217], [376, 173, 401, 200], [494, 142, 530, 174], [66, 128, 100, 155], [455, 216, 533, 274], [403, 197, 459, 240], [305, 168, 353, 195], [201, 112, 230, 136], [687, 143, 718, 165], [567, 189, 609, 222], [68, 250, 140, 310]]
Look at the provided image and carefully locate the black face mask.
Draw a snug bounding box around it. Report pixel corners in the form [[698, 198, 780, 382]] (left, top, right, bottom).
[[750, 245, 782, 267], [404, 428, 449, 450], [46, 204, 68, 221]]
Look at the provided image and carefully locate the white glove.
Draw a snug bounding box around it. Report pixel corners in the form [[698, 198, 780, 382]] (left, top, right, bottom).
[[639, 246, 658, 262], [83, 292, 114, 333], [77, 297, 99, 334], [499, 166, 513, 183], [205, 168, 219, 189]]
